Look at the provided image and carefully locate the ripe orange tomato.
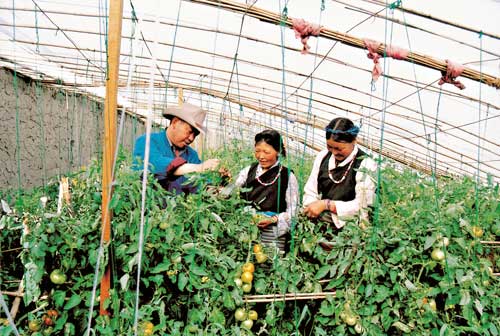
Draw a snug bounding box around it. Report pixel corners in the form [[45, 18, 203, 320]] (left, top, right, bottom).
[[242, 262, 255, 273], [253, 244, 263, 253], [471, 226, 484, 238], [46, 310, 58, 318], [43, 315, 54, 326], [255, 252, 267, 264], [241, 271, 253, 284]]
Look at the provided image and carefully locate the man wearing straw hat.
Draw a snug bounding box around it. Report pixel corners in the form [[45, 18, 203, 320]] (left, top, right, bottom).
[[133, 103, 220, 195]]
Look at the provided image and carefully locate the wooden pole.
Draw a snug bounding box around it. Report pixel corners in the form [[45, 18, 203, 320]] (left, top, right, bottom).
[[178, 88, 184, 105], [100, 0, 123, 316]]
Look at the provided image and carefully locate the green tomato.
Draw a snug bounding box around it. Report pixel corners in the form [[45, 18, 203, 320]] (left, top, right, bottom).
[[241, 319, 253, 330], [491, 223, 500, 236], [186, 325, 198, 333], [431, 248, 445, 261], [50, 269, 67, 285], [354, 322, 365, 334], [242, 283, 252, 293], [248, 310, 258, 321], [29, 320, 41, 331], [43, 326, 54, 335], [171, 255, 182, 264], [428, 298, 437, 311], [234, 278, 243, 288], [344, 314, 357, 326], [235, 308, 247, 321], [437, 237, 450, 247]]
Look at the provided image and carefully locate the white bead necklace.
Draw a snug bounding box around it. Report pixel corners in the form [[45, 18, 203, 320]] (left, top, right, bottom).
[[329, 158, 355, 184], [256, 165, 283, 186]]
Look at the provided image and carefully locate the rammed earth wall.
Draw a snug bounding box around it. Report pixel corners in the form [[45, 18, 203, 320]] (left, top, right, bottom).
[[0, 67, 144, 190]]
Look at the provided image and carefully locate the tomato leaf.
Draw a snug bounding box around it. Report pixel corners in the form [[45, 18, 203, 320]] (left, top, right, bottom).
[[474, 299, 484, 316], [53, 290, 66, 307], [64, 294, 82, 310], [150, 262, 171, 274], [424, 235, 436, 250], [459, 290, 471, 306], [190, 264, 208, 276], [315, 265, 330, 280], [392, 321, 411, 333], [178, 273, 188, 291], [119, 274, 129, 291]]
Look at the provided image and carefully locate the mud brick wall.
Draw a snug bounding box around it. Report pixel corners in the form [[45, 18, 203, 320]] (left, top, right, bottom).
[[0, 67, 144, 190]]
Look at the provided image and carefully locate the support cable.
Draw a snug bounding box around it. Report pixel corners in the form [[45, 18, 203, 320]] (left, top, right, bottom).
[[30, 0, 104, 72]]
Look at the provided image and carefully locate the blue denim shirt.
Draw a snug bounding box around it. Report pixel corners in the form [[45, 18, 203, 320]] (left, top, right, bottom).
[[133, 130, 201, 194]]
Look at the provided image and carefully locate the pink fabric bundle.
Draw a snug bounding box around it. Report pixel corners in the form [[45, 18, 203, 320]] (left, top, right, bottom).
[[363, 39, 383, 82], [363, 39, 409, 82], [291, 18, 322, 55], [438, 59, 466, 90], [385, 45, 409, 60]]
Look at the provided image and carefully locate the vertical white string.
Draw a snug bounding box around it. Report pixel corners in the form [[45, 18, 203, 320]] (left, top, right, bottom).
[[133, 8, 160, 335]]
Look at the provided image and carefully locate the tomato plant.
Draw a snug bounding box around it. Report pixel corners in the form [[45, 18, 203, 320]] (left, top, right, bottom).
[[1, 145, 498, 335]]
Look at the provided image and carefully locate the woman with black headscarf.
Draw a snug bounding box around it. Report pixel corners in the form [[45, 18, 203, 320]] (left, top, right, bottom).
[[303, 117, 377, 231], [234, 129, 299, 254]]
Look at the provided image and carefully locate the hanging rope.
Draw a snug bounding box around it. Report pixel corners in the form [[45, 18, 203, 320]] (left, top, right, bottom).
[[474, 31, 484, 227], [369, 1, 396, 252], [34, 7, 48, 190], [12, 1, 22, 194]]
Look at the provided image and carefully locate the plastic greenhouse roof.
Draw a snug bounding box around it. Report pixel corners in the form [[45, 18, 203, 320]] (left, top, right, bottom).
[[0, 0, 499, 182]]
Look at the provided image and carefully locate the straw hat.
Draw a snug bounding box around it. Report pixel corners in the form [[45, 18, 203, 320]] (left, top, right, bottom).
[[162, 103, 208, 134]]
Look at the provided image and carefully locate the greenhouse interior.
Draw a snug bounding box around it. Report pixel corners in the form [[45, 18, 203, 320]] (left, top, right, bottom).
[[0, 0, 499, 335]]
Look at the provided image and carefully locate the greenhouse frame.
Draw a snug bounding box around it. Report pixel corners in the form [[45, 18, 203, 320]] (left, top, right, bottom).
[[0, 0, 499, 335]]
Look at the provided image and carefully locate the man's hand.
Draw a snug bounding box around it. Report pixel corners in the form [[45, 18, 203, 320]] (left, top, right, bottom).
[[218, 167, 232, 179], [303, 200, 327, 219], [257, 217, 275, 229], [200, 159, 220, 172]]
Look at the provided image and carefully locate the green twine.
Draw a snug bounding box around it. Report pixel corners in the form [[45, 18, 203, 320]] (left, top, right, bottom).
[[34, 4, 40, 53], [281, 6, 288, 23], [13, 1, 21, 194], [388, 0, 402, 10], [35, 77, 47, 190], [277, 0, 303, 333]]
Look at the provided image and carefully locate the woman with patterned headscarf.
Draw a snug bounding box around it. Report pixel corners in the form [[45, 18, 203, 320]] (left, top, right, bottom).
[[303, 117, 377, 232]]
